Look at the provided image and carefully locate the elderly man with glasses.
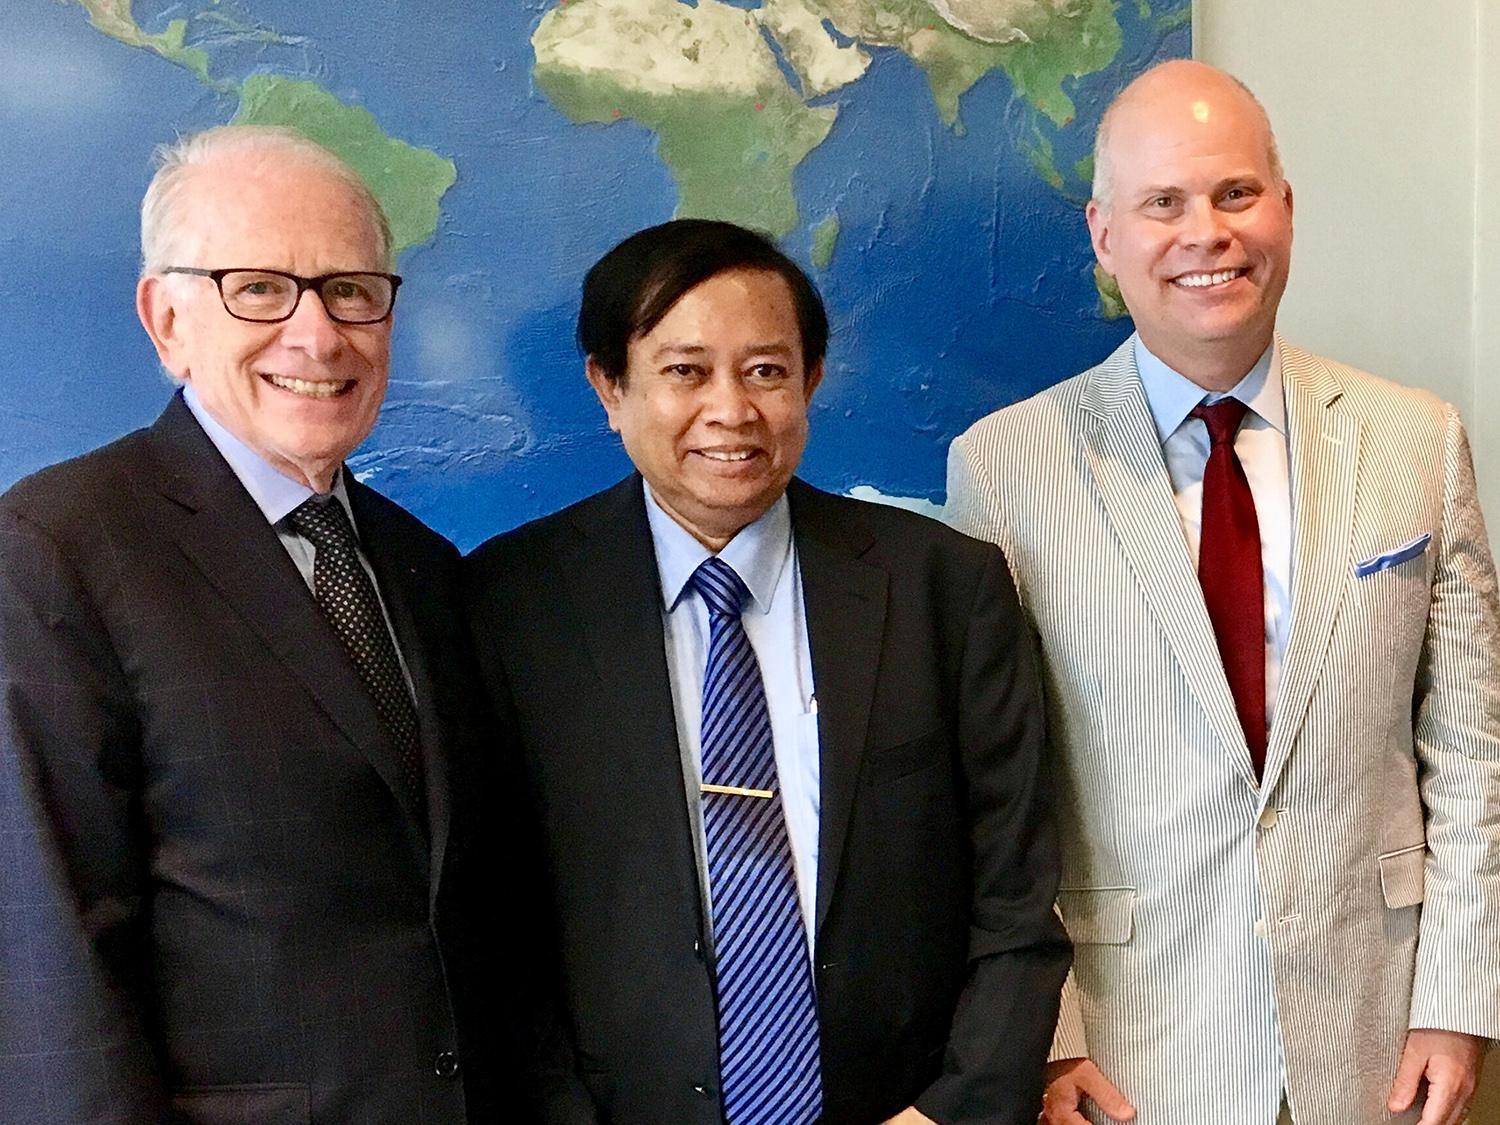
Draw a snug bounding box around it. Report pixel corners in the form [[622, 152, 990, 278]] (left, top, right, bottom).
[[0, 126, 517, 1123]]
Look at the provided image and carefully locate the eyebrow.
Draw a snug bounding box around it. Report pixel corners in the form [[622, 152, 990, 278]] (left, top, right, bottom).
[[1135, 174, 1265, 200], [648, 342, 797, 360]]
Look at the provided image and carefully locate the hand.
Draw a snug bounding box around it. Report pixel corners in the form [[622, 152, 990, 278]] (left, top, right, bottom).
[[1388, 1027, 1487, 1125], [1042, 1058, 1136, 1124], [881, 1109, 937, 1124]]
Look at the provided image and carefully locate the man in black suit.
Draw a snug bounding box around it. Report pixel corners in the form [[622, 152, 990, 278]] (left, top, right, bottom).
[[0, 126, 506, 1123], [467, 220, 1070, 1125]]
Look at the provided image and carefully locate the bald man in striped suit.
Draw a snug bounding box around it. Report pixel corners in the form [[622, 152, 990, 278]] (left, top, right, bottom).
[[947, 61, 1498, 1125]]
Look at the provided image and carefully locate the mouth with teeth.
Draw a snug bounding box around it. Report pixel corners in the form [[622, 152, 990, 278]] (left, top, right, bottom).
[[1171, 267, 1250, 290], [264, 372, 353, 399], [695, 448, 760, 464]]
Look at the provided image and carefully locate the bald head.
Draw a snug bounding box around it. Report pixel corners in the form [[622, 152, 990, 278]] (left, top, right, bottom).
[[1092, 60, 1284, 213]]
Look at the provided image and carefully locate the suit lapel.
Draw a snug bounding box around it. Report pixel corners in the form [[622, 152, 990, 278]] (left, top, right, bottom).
[[1261, 343, 1359, 793], [558, 476, 708, 939], [350, 481, 449, 897], [787, 481, 888, 937], [144, 397, 429, 861], [1080, 342, 1257, 783]]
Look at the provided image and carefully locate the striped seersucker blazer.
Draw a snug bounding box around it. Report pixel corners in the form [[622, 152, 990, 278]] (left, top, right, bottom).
[[946, 336, 1500, 1124]]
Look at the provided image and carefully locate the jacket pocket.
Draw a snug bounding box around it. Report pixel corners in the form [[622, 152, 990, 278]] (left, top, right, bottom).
[[171, 1083, 311, 1125], [862, 729, 944, 784], [1377, 843, 1426, 909], [1354, 532, 1432, 578], [1056, 887, 1135, 945]]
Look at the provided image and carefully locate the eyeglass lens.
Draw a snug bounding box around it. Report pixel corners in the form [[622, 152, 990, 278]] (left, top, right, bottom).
[[220, 271, 395, 324]]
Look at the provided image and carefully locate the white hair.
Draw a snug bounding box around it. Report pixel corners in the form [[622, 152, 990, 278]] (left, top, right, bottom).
[[1090, 66, 1285, 212], [139, 125, 393, 273]]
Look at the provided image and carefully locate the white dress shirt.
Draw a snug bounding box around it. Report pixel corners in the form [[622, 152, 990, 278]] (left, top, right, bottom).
[[644, 485, 821, 947], [1134, 337, 1293, 734]]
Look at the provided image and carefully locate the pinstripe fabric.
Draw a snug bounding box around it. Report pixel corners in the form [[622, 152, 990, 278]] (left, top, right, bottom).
[[693, 558, 821, 1125], [946, 336, 1500, 1125]]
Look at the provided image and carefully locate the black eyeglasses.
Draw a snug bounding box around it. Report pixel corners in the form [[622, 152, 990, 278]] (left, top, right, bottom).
[[162, 267, 402, 325]]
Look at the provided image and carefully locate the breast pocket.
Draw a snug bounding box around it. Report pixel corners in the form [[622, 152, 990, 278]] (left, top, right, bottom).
[[861, 729, 945, 784], [172, 1084, 311, 1125]]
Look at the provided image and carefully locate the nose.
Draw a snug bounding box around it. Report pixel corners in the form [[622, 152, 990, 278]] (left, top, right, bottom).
[[701, 370, 757, 427], [1179, 196, 1231, 251], [277, 287, 345, 358]]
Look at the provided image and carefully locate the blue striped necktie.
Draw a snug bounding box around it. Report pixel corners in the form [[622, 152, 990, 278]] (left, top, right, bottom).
[[690, 557, 821, 1125]]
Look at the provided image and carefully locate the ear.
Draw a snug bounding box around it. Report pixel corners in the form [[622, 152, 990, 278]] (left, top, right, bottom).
[[1282, 179, 1294, 221], [802, 359, 824, 402], [137, 274, 192, 381], [584, 357, 625, 433], [1085, 199, 1114, 275]]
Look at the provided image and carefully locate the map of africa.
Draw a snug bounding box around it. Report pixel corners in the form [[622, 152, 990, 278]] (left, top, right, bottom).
[[0, 0, 1188, 546]]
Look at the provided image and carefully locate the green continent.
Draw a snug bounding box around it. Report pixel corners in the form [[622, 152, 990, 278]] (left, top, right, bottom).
[[815, 0, 1122, 128], [811, 215, 841, 269], [536, 67, 834, 238], [233, 76, 457, 257], [1094, 264, 1128, 319], [76, 1, 214, 85], [1156, 4, 1191, 33], [1024, 128, 1065, 191], [1074, 153, 1095, 188], [987, 0, 1123, 126]]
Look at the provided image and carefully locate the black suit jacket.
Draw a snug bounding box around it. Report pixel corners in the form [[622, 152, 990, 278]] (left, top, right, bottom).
[[0, 396, 509, 1124], [466, 475, 1069, 1125]]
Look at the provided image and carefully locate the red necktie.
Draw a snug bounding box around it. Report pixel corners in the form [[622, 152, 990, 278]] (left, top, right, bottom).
[[1190, 400, 1267, 776]]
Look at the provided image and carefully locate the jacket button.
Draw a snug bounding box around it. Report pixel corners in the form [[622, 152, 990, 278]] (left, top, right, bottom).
[[1258, 807, 1280, 830], [693, 1083, 716, 1097], [434, 1050, 460, 1079]]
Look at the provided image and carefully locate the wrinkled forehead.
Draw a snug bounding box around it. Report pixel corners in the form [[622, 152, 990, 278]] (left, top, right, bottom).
[[171, 156, 385, 269]]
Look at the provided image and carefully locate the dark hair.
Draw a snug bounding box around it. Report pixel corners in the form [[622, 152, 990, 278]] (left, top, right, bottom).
[[578, 219, 829, 383]]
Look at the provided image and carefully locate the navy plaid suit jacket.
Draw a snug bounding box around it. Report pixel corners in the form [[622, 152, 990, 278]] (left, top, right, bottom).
[[0, 395, 513, 1124]]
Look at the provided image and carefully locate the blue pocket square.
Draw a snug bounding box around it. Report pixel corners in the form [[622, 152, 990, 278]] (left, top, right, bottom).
[[1354, 533, 1432, 577]]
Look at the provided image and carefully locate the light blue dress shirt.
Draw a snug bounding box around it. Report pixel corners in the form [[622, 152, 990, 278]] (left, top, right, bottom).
[[1134, 337, 1293, 732], [644, 485, 821, 947], [182, 385, 414, 693]]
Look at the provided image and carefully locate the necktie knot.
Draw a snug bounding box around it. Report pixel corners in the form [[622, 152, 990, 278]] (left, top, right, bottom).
[[288, 497, 358, 554], [690, 557, 750, 619], [1190, 398, 1249, 447]]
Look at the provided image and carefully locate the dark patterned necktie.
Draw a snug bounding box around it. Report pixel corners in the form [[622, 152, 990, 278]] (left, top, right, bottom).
[[690, 557, 821, 1125], [288, 497, 426, 814], [1191, 399, 1267, 775]]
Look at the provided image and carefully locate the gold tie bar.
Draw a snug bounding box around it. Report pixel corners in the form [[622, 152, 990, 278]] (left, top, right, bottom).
[[701, 783, 774, 799]]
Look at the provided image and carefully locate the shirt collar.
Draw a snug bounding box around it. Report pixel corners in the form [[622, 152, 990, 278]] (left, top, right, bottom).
[[182, 384, 353, 525], [1133, 335, 1286, 441], [643, 484, 792, 617]]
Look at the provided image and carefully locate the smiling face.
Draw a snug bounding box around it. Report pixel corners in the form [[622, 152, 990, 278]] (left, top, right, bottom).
[[1087, 62, 1293, 389], [588, 268, 822, 550], [137, 150, 391, 492]]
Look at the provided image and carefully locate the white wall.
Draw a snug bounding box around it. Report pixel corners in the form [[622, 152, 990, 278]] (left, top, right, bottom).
[[1197, 4, 1499, 1116], [1476, 1, 1500, 551], [1195, 0, 1494, 525]]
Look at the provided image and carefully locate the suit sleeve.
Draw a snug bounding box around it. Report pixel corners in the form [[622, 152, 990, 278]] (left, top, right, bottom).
[[1407, 407, 1500, 1039], [946, 433, 1090, 1066], [913, 537, 1073, 1123], [463, 561, 601, 1125], [0, 503, 170, 1122]]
